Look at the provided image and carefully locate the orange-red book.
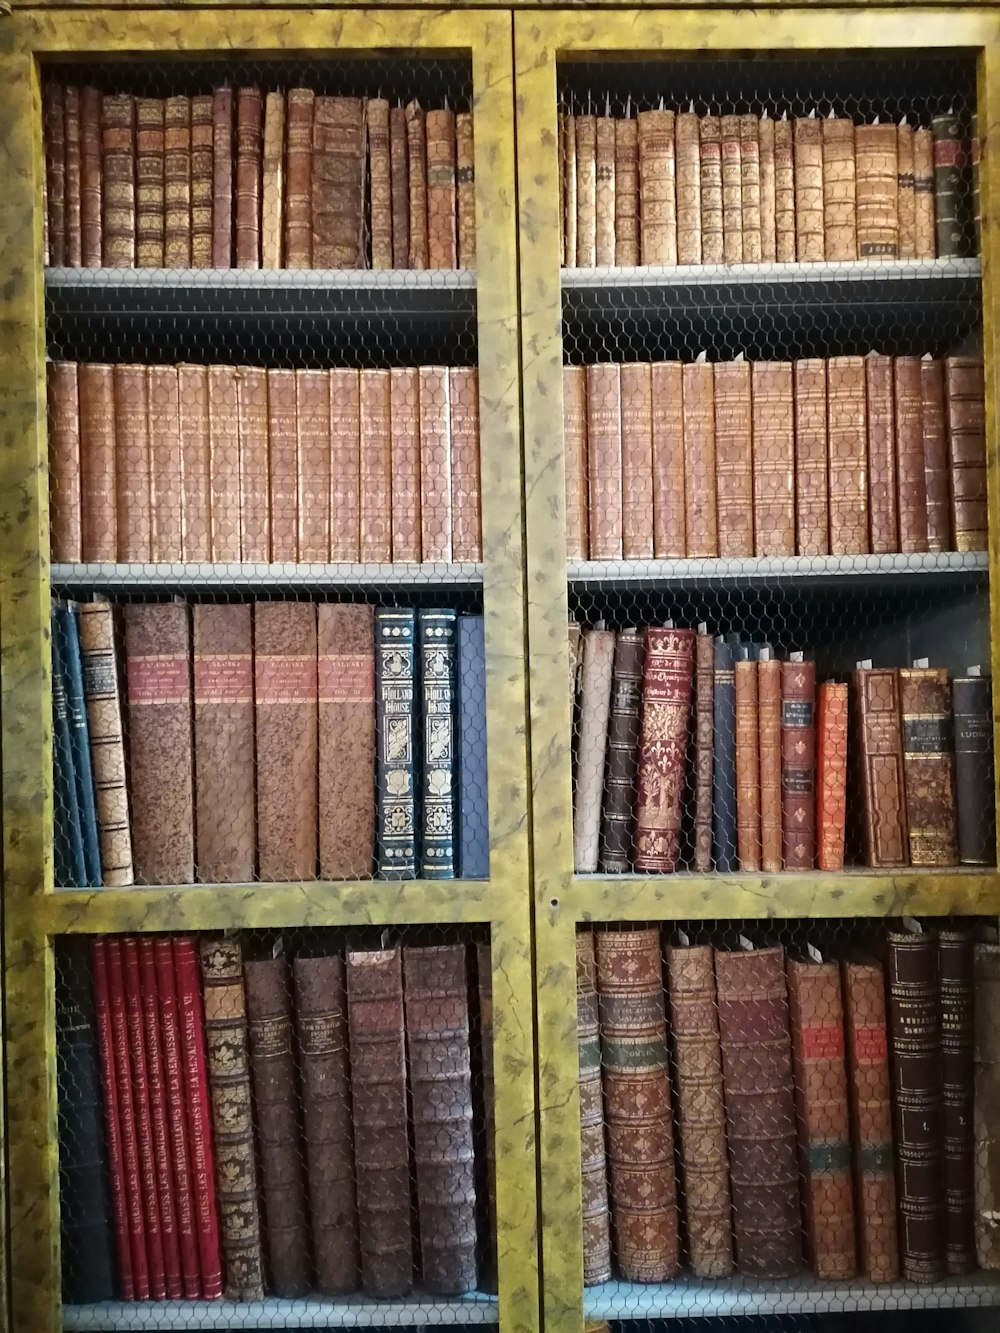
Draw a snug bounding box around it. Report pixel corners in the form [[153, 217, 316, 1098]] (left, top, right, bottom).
[[816, 682, 848, 872]]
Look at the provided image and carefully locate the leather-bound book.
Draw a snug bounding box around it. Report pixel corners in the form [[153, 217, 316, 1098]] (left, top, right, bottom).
[[211, 86, 234, 269], [576, 932, 612, 1285], [920, 355, 951, 551], [367, 98, 392, 270], [734, 657, 762, 871], [855, 123, 899, 259], [255, 601, 318, 881], [827, 355, 869, 555], [78, 601, 133, 885], [135, 98, 165, 267], [419, 365, 452, 561], [759, 112, 777, 263], [375, 607, 418, 878], [293, 953, 360, 1294], [449, 366, 481, 562], [456, 112, 475, 269], [716, 945, 802, 1278], [79, 361, 117, 563], [475, 942, 498, 1288], [235, 88, 263, 268], [939, 929, 976, 1274], [207, 365, 241, 561], [48, 360, 82, 562], [585, 362, 622, 560], [816, 681, 848, 871], [177, 364, 211, 562], [635, 627, 695, 872], [347, 948, 414, 1297], [318, 603, 375, 879], [125, 602, 193, 884], [190, 94, 214, 268], [974, 942, 1000, 1268], [52, 606, 86, 887], [113, 363, 151, 563], [594, 116, 616, 268], [244, 958, 310, 1296], [787, 957, 856, 1278], [899, 665, 958, 866], [675, 109, 701, 265], [427, 108, 458, 269], [44, 83, 66, 267], [297, 367, 333, 562], [236, 365, 269, 562], [80, 86, 103, 267], [200, 937, 265, 1301], [64, 86, 83, 267], [261, 91, 286, 269], [914, 125, 936, 259], [620, 362, 654, 557], [793, 358, 829, 556], [751, 360, 794, 556], [101, 93, 135, 266], [793, 116, 824, 261], [739, 112, 762, 263], [359, 369, 392, 562], [822, 116, 857, 261], [573, 627, 615, 873], [418, 609, 458, 878], [574, 115, 597, 268], [58, 603, 101, 886], [615, 116, 639, 265], [720, 113, 743, 263], [163, 95, 192, 268], [266, 368, 297, 561], [893, 356, 929, 553], [284, 88, 314, 268], [666, 943, 734, 1277], [456, 615, 489, 878], [651, 361, 685, 557], [90, 940, 135, 1296], [865, 353, 899, 554], [147, 364, 183, 563], [712, 637, 738, 872], [193, 603, 254, 883], [596, 928, 679, 1278], [638, 109, 677, 265], [887, 926, 945, 1282], [693, 628, 714, 872], [564, 367, 590, 559], [898, 120, 916, 259], [598, 628, 643, 872], [406, 101, 429, 268], [314, 96, 366, 268], [932, 113, 972, 259], [758, 653, 782, 873], [682, 360, 717, 557], [700, 114, 724, 265], [953, 670, 995, 864], [853, 666, 908, 867], [562, 112, 577, 266], [390, 366, 421, 561], [713, 359, 753, 558], [774, 113, 796, 262], [944, 355, 987, 552], [842, 958, 899, 1281]]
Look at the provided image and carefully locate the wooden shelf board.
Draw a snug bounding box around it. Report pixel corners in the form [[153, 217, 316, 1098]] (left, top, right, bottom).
[[51, 561, 484, 590], [567, 552, 988, 589]]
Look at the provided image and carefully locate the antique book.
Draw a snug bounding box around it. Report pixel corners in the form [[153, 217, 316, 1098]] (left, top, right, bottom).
[[758, 654, 782, 873], [573, 627, 615, 874], [952, 670, 996, 865], [313, 96, 366, 268], [599, 628, 643, 872], [575, 114, 597, 267], [147, 364, 184, 563], [255, 601, 318, 880], [48, 360, 82, 561], [716, 945, 803, 1277], [973, 942, 1000, 1268], [64, 86, 83, 266], [894, 355, 929, 553], [932, 112, 972, 259], [329, 367, 364, 559], [920, 354, 951, 551], [853, 666, 908, 867], [80, 86, 103, 267], [450, 366, 481, 562], [266, 368, 298, 561], [564, 367, 590, 559], [44, 83, 66, 266], [787, 957, 856, 1278], [855, 122, 899, 258], [375, 607, 418, 878], [135, 97, 165, 267], [638, 109, 677, 265], [234, 87, 263, 267], [759, 112, 777, 262], [261, 91, 286, 269], [192, 603, 255, 883], [389, 366, 421, 561], [368, 97, 392, 269], [620, 362, 654, 558], [739, 112, 762, 262], [693, 628, 714, 872], [406, 101, 429, 268], [236, 365, 269, 562], [456, 111, 476, 268], [899, 665, 958, 866], [615, 116, 639, 265], [634, 627, 695, 872], [418, 609, 458, 878], [651, 361, 685, 557], [211, 86, 234, 269], [347, 948, 414, 1297], [78, 600, 133, 886], [675, 109, 701, 265], [666, 943, 734, 1277], [293, 953, 360, 1294], [562, 112, 577, 265], [751, 360, 795, 556], [52, 607, 86, 887], [244, 958, 310, 1296], [101, 93, 136, 266], [576, 932, 613, 1285], [887, 926, 945, 1282], [793, 115, 824, 261], [721, 113, 743, 264], [774, 114, 796, 262], [841, 957, 900, 1281], [419, 365, 452, 561], [586, 362, 623, 559], [898, 120, 916, 259], [177, 364, 211, 562], [113, 363, 152, 563], [793, 358, 829, 556], [427, 108, 458, 268], [78, 361, 117, 563], [914, 125, 936, 260], [594, 116, 616, 267], [456, 615, 489, 877], [816, 681, 848, 872], [163, 95, 192, 268], [189, 94, 214, 267], [712, 637, 738, 872], [360, 369, 392, 562], [865, 353, 899, 554], [699, 114, 724, 265], [713, 359, 753, 558], [595, 928, 680, 1280], [826, 355, 869, 555], [284, 88, 314, 268], [124, 602, 194, 884], [682, 360, 717, 557], [944, 355, 987, 552], [939, 929, 976, 1274], [207, 365, 241, 562], [296, 367, 333, 562], [57, 604, 101, 886], [475, 942, 498, 1289], [734, 658, 761, 872], [318, 603, 376, 879]]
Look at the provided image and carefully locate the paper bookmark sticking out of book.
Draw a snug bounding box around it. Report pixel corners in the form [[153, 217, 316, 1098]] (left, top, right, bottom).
[[967, 664, 983, 677], [912, 657, 930, 668], [677, 928, 690, 947], [739, 933, 754, 951], [807, 943, 824, 964], [902, 916, 923, 935]]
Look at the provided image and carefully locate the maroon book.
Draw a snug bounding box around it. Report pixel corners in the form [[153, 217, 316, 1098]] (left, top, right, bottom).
[[92, 939, 136, 1299], [780, 658, 817, 869], [634, 627, 696, 872]]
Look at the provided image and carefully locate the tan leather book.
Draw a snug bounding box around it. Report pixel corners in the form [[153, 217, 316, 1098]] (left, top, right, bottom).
[[563, 112, 577, 266], [193, 603, 254, 883], [914, 126, 936, 260], [406, 101, 429, 269], [296, 368, 332, 562], [585, 362, 623, 559], [652, 361, 685, 558], [313, 96, 365, 269], [739, 113, 762, 263], [266, 368, 298, 562], [563, 364, 589, 560], [419, 365, 452, 560], [211, 86, 234, 269], [163, 95, 191, 268], [189, 94, 214, 268], [751, 360, 795, 557], [614, 117, 639, 266], [700, 114, 724, 265], [893, 356, 929, 554], [456, 112, 475, 269], [328, 369, 363, 561], [576, 932, 612, 1285], [235, 88, 263, 268], [853, 666, 908, 867], [920, 355, 951, 552], [865, 353, 899, 555], [64, 85, 82, 267], [284, 88, 314, 268], [147, 364, 183, 564], [620, 362, 654, 558], [48, 361, 82, 562], [79, 362, 117, 563], [78, 600, 134, 885], [426, 108, 458, 269], [236, 366, 269, 562], [177, 364, 211, 562], [594, 116, 616, 267], [255, 600, 318, 880], [793, 358, 829, 556], [450, 366, 481, 562], [675, 110, 701, 265], [101, 93, 136, 267], [359, 369, 392, 563], [899, 666, 958, 866], [822, 116, 857, 261], [945, 356, 987, 552], [713, 359, 753, 557], [735, 659, 761, 870], [575, 114, 597, 268], [318, 603, 376, 878], [758, 654, 782, 873], [389, 366, 421, 561], [135, 98, 165, 267], [720, 113, 743, 263], [827, 355, 869, 555], [368, 98, 392, 270], [682, 361, 717, 557], [391, 105, 410, 269], [572, 628, 615, 872], [855, 123, 899, 259], [897, 121, 916, 260], [794, 116, 824, 261], [80, 86, 102, 267], [207, 365, 241, 562], [638, 109, 677, 265], [759, 113, 777, 263], [774, 114, 796, 262], [261, 91, 285, 270], [112, 365, 152, 562]]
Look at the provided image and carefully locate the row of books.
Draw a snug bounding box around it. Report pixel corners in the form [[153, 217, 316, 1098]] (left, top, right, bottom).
[[560, 108, 978, 269], [564, 354, 986, 563], [60, 934, 496, 1304], [577, 923, 1000, 1285], [570, 624, 995, 874], [48, 361, 482, 566], [53, 599, 488, 889], [43, 84, 475, 271]]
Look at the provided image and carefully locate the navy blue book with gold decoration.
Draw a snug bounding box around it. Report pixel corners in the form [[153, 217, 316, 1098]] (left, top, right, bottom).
[[457, 615, 489, 878], [52, 604, 87, 888], [56, 602, 102, 887], [375, 607, 418, 879], [418, 610, 457, 879]]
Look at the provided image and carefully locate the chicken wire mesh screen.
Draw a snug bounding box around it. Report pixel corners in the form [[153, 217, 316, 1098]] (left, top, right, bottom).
[[55, 925, 498, 1325]]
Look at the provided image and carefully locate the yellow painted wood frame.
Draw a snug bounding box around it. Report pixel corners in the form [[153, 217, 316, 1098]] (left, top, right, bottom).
[[0, 9, 537, 1331], [515, 9, 1000, 1331]]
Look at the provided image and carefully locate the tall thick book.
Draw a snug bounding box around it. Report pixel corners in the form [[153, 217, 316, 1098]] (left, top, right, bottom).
[[920, 355, 951, 551], [456, 615, 489, 878], [234, 88, 262, 267], [347, 948, 414, 1297], [419, 610, 458, 878], [236, 365, 270, 563], [822, 115, 857, 260], [406, 101, 429, 268], [207, 366, 241, 561], [113, 362, 152, 563], [793, 358, 829, 556], [939, 929, 976, 1275], [52, 607, 86, 887], [752, 360, 794, 557], [758, 655, 782, 873], [573, 627, 615, 874], [211, 87, 234, 269], [574, 115, 596, 268], [699, 114, 724, 265], [599, 629, 643, 872], [148, 364, 183, 563], [666, 943, 733, 1277], [652, 362, 685, 557], [48, 360, 82, 562], [101, 93, 136, 266], [953, 671, 996, 865], [78, 600, 133, 886], [419, 365, 452, 561], [865, 353, 898, 554], [734, 659, 761, 871], [164, 96, 191, 267], [284, 88, 314, 268], [60, 84, 80, 264], [563, 365, 589, 560], [200, 937, 265, 1301], [793, 116, 824, 261], [135, 97, 165, 267], [360, 369, 392, 563], [456, 111, 475, 269], [245, 958, 311, 1296], [713, 360, 753, 558], [932, 113, 972, 259], [615, 117, 639, 266], [894, 355, 929, 554], [945, 356, 987, 552], [855, 123, 899, 258], [450, 366, 482, 562], [899, 666, 958, 866], [390, 366, 421, 562], [693, 628, 714, 872], [595, 928, 680, 1280], [318, 603, 375, 879], [712, 637, 738, 873], [973, 942, 1000, 1269], [898, 120, 916, 259], [44, 84, 66, 265], [190, 94, 214, 268], [562, 114, 577, 266], [80, 86, 103, 267], [841, 957, 899, 1281], [682, 361, 717, 557], [475, 942, 498, 1289], [721, 113, 742, 264], [914, 126, 936, 259], [297, 367, 333, 562], [781, 658, 816, 870], [376, 607, 418, 878], [266, 368, 298, 560], [620, 362, 654, 558], [293, 953, 360, 1294], [787, 957, 856, 1278], [427, 109, 458, 268], [827, 355, 869, 555], [56, 603, 102, 887], [79, 362, 117, 563], [675, 110, 701, 265], [261, 91, 286, 269], [853, 666, 908, 867], [585, 363, 623, 559], [816, 682, 848, 872], [739, 112, 762, 262], [774, 114, 796, 261], [635, 627, 695, 872], [576, 932, 612, 1285], [177, 363, 211, 562], [313, 96, 365, 268], [759, 112, 777, 262], [638, 109, 676, 264]]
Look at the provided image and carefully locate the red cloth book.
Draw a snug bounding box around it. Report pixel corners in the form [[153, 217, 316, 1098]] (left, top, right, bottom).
[[92, 939, 136, 1300]]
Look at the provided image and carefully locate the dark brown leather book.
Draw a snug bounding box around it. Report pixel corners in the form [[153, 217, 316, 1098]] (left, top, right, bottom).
[[113, 363, 151, 563], [80, 86, 103, 267], [426, 108, 458, 269], [635, 627, 695, 872], [953, 671, 996, 865], [318, 603, 375, 879], [78, 600, 134, 887], [389, 366, 420, 561], [64, 86, 83, 267], [853, 666, 908, 867], [716, 945, 802, 1278], [193, 603, 254, 884], [899, 665, 958, 866], [620, 362, 654, 558], [177, 363, 211, 562], [296, 367, 332, 562], [207, 365, 241, 562], [199, 937, 265, 1300], [894, 355, 929, 554], [652, 361, 685, 558], [713, 359, 753, 558], [574, 114, 596, 268], [595, 928, 680, 1280], [284, 88, 314, 268], [822, 115, 857, 261], [793, 358, 829, 556], [330, 368, 361, 562], [682, 360, 717, 557], [735, 659, 761, 871], [101, 93, 135, 267], [758, 655, 782, 874], [638, 109, 676, 264], [360, 369, 392, 562], [752, 360, 794, 557], [598, 628, 643, 872], [865, 353, 898, 555], [827, 354, 869, 555], [79, 362, 117, 563], [313, 97, 365, 269], [190, 94, 214, 268], [367, 98, 392, 270], [244, 958, 310, 1296], [974, 942, 1000, 1268], [939, 929, 976, 1274], [406, 101, 429, 268], [346, 948, 414, 1297], [920, 355, 951, 552], [887, 926, 945, 1283], [932, 112, 973, 259], [211, 86, 234, 269], [945, 356, 987, 552], [48, 360, 82, 562], [666, 943, 734, 1277], [474, 943, 497, 1290], [576, 932, 612, 1286], [236, 365, 269, 562], [235, 88, 263, 268], [585, 362, 623, 560], [124, 602, 194, 884], [856, 122, 899, 258], [774, 114, 796, 262], [759, 112, 777, 262], [694, 628, 714, 872], [266, 368, 297, 561], [163, 95, 191, 268], [261, 91, 285, 269], [135, 97, 165, 268], [390, 104, 410, 269], [816, 682, 848, 872], [44, 83, 66, 267], [781, 657, 816, 870], [293, 954, 360, 1295]]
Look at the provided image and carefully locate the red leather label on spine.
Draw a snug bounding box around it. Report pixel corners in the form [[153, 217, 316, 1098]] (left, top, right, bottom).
[[194, 654, 253, 702], [255, 656, 316, 703], [800, 1022, 845, 1060], [128, 655, 189, 704], [318, 652, 375, 703], [853, 1023, 889, 1062]]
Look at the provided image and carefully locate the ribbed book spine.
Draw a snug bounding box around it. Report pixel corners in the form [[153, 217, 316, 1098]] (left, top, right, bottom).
[[177, 364, 211, 562], [65, 85, 83, 267], [576, 932, 612, 1285], [80, 87, 103, 267], [780, 658, 816, 870], [594, 116, 616, 267], [914, 126, 936, 260], [360, 369, 392, 562], [675, 110, 701, 265], [586, 362, 623, 560], [418, 365, 452, 561], [681, 361, 717, 557], [822, 115, 856, 260], [406, 101, 429, 268], [101, 93, 136, 266], [652, 362, 685, 557], [456, 615, 489, 878], [391, 105, 410, 267], [113, 362, 152, 563], [390, 367, 421, 562], [758, 655, 782, 874], [575, 114, 596, 268], [932, 112, 972, 259], [283, 88, 314, 268], [751, 361, 794, 555], [615, 117, 639, 265], [44, 83, 66, 266], [713, 360, 753, 558], [939, 929, 976, 1274], [793, 116, 824, 261], [638, 109, 676, 264], [599, 628, 643, 872], [634, 627, 695, 872], [78, 601, 133, 886], [853, 666, 908, 867], [621, 362, 654, 558], [261, 91, 286, 269], [148, 364, 183, 563], [921, 356, 951, 552], [427, 109, 458, 269], [865, 353, 898, 555], [699, 115, 723, 264], [235, 88, 262, 268], [945, 355, 988, 552], [163, 96, 191, 268], [894, 355, 929, 554], [135, 97, 165, 267], [190, 94, 214, 267], [47, 360, 82, 562], [376, 607, 418, 878], [456, 112, 475, 269], [79, 362, 117, 563], [236, 365, 270, 563], [313, 96, 365, 268], [693, 629, 714, 871], [721, 114, 742, 263], [739, 112, 762, 261], [712, 637, 738, 872], [418, 610, 457, 878], [856, 123, 898, 258], [211, 87, 234, 269], [827, 355, 869, 555], [735, 658, 761, 871], [793, 359, 830, 554], [899, 666, 958, 866]]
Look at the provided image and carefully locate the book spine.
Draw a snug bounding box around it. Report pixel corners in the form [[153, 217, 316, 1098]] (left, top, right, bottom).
[[816, 682, 848, 872], [163, 95, 191, 268], [475, 943, 498, 1290], [914, 125, 936, 260], [675, 110, 702, 265], [265, 368, 297, 560], [449, 366, 481, 561], [368, 97, 393, 270], [562, 112, 577, 267], [894, 355, 929, 553], [899, 666, 958, 866], [720, 113, 743, 264], [598, 628, 644, 872], [318, 602, 376, 879], [236, 365, 270, 562], [620, 362, 654, 559], [576, 932, 613, 1285], [853, 666, 908, 867], [456, 616, 489, 878], [638, 109, 677, 264], [682, 360, 718, 557], [953, 675, 996, 865], [405, 101, 429, 268], [793, 358, 829, 556], [759, 113, 777, 262], [427, 108, 458, 269], [573, 628, 615, 873], [51, 606, 87, 887], [48, 360, 82, 562], [235, 87, 263, 268], [283, 88, 314, 268], [391, 104, 410, 269], [575, 114, 596, 268], [974, 944, 1000, 1269], [614, 117, 639, 266], [211, 87, 234, 269], [360, 369, 392, 562], [190, 94, 214, 267], [79, 362, 118, 563], [734, 659, 761, 871], [774, 115, 796, 262], [939, 929, 976, 1274], [594, 116, 616, 268], [315, 96, 367, 269], [855, 123, 898, 258], [932, 113, 972, 259], [780, 658, 816, 869], [713, 360, 754, 558], [80, 87, 103, 267], [113, 362, 152, 563], [147, 364, 184, 563], [260, 91, 286, 269], [177, 364, 211, 562], [135, 97, 165, 267], [758, 656, 782, 873], [419, 608, 458, 879], [456, 111, 475, 269], [585, 362, 623, 560], [699, 114, 724, 265], [44, 83, 66, 266], [101, 93, 135, 266], [751, 360, 794, 556], [297, 367, 333, 562], [389, 366, 421, 561], [693, 630, 714, 872], [78, 601, 133, 886], [418, 365, 452, 561], [945, 356, 988, 552], [634, 627, 695, 872], [793, 116, 824, 261], [375, 607, 418, 878], [739, 112, 762, 262], [57, 604, 102, 887], [712, 637, 738, 872], [920, 356, 951, 551], [826, 355, 869, 555], [207, 365, 241, 561], [898, 121, 916, 259], [865, 353, 899, 554], [651, 361, 685, 557]]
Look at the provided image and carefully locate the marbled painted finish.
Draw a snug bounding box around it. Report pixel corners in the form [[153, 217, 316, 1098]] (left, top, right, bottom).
[[980, 47, 1000, 844], [8, 0, 994, 9]]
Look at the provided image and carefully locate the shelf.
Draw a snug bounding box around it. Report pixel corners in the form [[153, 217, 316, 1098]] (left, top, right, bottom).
[[566, 552, 989, 590], [563, 258, 982, 290], [50, 562, 484, 592]]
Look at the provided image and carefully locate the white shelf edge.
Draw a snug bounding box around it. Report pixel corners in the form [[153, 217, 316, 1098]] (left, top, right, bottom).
[[567, 552, 989, 583], [562, 257, 982, 288], [46, 266, 476, 291], [50, 561, 484, 588], [62, 1293, 498, 1330]]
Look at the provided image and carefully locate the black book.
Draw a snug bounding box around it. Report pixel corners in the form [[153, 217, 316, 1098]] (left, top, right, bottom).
[[953, 669, 995, 865]]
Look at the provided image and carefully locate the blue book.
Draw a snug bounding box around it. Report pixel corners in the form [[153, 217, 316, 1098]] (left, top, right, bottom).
[[51, 606, 87, 888], [418, 609, 457, 879], [56, 603, 103, 887], [711, 636, 738, 872], [456, 615, 489, 878], [375, 607, 418, 879]]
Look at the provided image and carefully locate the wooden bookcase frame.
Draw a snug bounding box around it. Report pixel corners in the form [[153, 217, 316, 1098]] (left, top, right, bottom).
[[0, 9, 537, 1332], [515, 8, 1000, 1333]]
